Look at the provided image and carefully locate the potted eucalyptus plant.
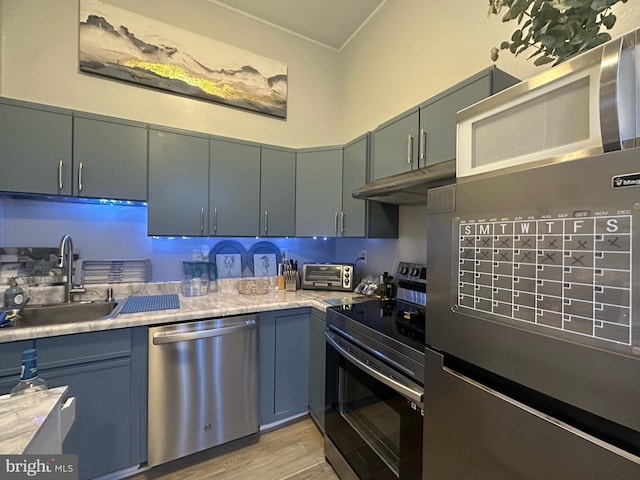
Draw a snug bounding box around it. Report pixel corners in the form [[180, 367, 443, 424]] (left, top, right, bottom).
[[489, 0, 629, 66]]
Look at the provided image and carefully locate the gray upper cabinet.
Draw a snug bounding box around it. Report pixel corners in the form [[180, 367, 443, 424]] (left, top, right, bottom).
[[148, 128, 210, 236], [209, 138, 261, 237], [371, 108, 419, 181], [0, 98, 72, 195], [73, 114, 148, 201], [371, 66, 519, 180], [341, 135, 368, 237], [295, 146, 343, 237], [343, 133, 398, 238], [418, 67, 519, 167], [260, 145, 296, 237]]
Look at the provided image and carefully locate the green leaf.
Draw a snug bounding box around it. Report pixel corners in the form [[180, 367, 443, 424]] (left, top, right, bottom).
[[534, 55, 556, 66], [601, 13, 617, 29]]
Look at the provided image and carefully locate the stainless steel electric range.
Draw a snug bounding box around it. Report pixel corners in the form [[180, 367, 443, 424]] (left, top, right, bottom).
[[324, 262, 426, 480]]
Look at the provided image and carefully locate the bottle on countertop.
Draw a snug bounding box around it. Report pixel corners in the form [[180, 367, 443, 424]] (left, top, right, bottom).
[[10, 348, 48, 396], [4, 277, 25, 308]]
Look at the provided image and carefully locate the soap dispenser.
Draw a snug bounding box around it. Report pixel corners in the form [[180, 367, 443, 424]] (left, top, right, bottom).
[[4, 277, 25, 309]]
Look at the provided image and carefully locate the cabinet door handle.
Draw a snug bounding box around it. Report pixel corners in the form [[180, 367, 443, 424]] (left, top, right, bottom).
[[213, 208, 218, 234], [78, 162, 83, 191], [340, 211, 345, 234], [334, 211, 339, 235], [264, 210, 268, 235], [419, 128, 426, 164], [200, 207, 205, 234], [58, 160, 64, 190], [407, 134, 414, 165]]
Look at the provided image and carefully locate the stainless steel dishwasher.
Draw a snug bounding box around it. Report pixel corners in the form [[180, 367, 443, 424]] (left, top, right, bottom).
[[147, 315, 258, 468]]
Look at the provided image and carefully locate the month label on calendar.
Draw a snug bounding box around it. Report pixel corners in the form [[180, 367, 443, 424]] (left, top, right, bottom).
[[456, 211, 633, 347]]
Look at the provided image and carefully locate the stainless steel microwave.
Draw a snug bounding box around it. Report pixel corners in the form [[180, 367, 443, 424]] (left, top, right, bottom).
[[301, 263, 354, 291], [457, 28, 639, 178]]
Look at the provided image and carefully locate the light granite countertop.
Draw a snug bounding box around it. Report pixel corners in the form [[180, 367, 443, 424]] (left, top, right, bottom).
[[0, 386, 68, 454], [0, 279, 370, 343]]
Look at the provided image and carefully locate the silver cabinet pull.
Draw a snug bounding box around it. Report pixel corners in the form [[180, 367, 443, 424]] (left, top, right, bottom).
[[213, 208, 218, 234], [264, 210, 268, 235], [334, 211, 339, 235], [419, 128, 426, 164], [340, 211, 345, 234], [58, 160, 64, 190], [200, 207, 205, 234], [78, 162, 83, 191], [407, 134, 414, 165]]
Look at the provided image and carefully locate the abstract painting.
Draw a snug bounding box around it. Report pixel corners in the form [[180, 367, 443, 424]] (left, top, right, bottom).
[[79, 0, 288, 118]]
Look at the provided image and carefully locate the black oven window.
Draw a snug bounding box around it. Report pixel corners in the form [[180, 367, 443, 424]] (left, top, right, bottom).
[[339, 365, 403, 476]]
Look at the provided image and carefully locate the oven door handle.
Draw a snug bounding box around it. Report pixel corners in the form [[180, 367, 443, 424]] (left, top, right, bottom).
[[326, 332, 424, 405]]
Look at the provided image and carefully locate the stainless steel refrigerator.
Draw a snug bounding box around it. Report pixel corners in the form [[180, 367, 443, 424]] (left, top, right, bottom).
[[423, 147, 640, 478]]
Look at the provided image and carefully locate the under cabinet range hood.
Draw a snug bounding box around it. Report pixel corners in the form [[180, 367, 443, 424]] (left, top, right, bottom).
[[352, 159, 456, 205]]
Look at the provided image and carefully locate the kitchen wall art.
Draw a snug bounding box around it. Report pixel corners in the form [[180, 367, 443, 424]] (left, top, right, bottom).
[[78, 0, 288, 118]]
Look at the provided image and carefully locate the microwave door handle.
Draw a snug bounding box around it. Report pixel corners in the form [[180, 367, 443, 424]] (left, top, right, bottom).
[[326, 332, 423, 405], [599, 34, 629, 152]]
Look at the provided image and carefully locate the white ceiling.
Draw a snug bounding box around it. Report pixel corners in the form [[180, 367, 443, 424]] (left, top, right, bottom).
[[209, 0, 387, 51]]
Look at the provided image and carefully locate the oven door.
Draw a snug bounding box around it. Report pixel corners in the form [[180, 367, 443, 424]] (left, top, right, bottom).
[[324, 328, 423, 480]]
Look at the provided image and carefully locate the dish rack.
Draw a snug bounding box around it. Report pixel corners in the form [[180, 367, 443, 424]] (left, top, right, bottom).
[[80, 259, 152, 284]]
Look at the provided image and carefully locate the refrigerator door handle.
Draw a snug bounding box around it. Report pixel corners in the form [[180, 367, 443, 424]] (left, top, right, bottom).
[[442, 365, 640, 465]]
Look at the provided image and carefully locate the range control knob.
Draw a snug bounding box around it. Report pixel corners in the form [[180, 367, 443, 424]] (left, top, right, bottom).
[[410, 267, 419, 276], [400, 266, 409, 275]]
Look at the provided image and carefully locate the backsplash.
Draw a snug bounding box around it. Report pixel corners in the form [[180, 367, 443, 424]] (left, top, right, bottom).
[[0, 247, 70, 287], [0, 197, 337, 282]]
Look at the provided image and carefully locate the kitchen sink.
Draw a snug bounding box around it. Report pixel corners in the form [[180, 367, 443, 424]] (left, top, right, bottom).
[[7, 300, 122, 329]]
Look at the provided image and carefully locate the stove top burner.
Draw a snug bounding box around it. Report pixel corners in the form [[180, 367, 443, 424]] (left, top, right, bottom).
[[327, 261, 427, 354], [330, 298, 425, 351]]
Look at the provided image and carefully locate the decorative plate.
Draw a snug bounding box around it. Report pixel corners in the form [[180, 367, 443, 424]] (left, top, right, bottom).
[[246, 241, 283, 274]]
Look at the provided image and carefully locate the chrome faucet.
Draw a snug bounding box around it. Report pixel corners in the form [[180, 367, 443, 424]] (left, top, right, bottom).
[[58, 234, 86, 303]]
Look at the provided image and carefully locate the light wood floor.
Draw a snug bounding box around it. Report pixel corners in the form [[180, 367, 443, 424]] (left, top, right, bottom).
[[126, 417, 339, 480]]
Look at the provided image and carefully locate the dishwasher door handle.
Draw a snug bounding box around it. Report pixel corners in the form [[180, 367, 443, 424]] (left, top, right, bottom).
[[153, 322, 256, 345]]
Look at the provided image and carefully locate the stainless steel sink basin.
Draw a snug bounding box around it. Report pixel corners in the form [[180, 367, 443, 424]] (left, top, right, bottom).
[[8, 300, 122, 329]]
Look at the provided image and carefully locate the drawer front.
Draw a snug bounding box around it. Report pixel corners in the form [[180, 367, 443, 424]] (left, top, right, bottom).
[[37, 329, 132, 369]]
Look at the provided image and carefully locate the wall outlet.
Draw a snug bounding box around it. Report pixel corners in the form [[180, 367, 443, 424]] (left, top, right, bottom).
[[359, 250, 368, 264]]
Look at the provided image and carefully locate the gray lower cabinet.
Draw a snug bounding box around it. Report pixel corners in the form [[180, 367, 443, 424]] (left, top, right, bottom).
[[73, 114, 148, 201], [37, 328, 147, 480], [209, 137, 261, 236], [295, 146, 343, 237], [307, 309, 326, 430], [342, 134, 398, 238], [0, 339, 35, 394], [259, 308, 310, 425], [260, 145, 296, 237], [371, 66, 519, 180], [0, 98, 72, 196], [148, 127, 210, 236]]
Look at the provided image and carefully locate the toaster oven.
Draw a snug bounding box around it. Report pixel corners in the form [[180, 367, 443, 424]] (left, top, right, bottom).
[[301, 263, 354, 291]]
